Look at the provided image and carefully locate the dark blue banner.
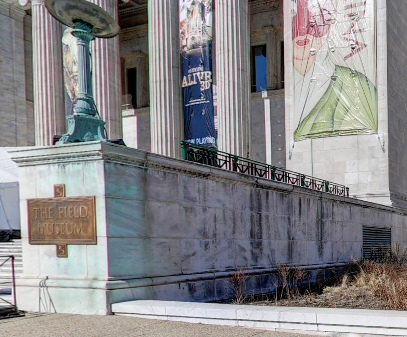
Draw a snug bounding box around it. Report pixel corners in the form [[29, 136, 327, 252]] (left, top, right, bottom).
[[179, 0, 216, 147]]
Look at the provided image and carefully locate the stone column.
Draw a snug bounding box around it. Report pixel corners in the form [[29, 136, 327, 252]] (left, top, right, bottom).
[[148, 0, 182, 158], [88, 0, 122, 140], [215, 0, 251, 157], [26, 0, 65, 146], [265, 27, 277, 90], [2, 4, 30, 146]]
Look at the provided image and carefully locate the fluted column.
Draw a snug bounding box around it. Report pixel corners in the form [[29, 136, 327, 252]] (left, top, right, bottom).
[[148, 0, 182, 158], [30, 0, 65, 146], [88, 0, 122, 140], [215, 0, 251, 157]]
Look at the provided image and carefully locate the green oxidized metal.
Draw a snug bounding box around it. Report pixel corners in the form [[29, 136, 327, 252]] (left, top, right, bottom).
[[71, 21, 97, 117], [57, 20, 106, 144], [44, 0, 120, 144], [58, 21, 106, 144]]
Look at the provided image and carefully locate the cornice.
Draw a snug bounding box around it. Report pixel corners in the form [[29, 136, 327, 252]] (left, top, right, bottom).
[[118, 2, 147, 19], [121, 50, 147, 60], [18, 0, 30, 8], [9, 141, 407, 216], [9, 3, 26, 20], [120, 23, 148, 39], [0, 1, 21, 16], [249, 0, 281, 15]]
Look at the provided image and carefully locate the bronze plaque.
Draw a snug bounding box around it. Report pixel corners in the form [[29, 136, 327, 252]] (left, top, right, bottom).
[[57, 244, 68, 257], [54, 184, 66, 198], [27, 196, 96, 245]]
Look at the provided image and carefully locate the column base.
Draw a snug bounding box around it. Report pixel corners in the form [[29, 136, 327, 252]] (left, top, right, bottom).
[[57, 114, 106, 144], [16, 277, 110, 315]]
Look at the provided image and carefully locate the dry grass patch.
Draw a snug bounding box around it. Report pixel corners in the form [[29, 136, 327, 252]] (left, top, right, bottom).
[[353, 261, 407, 310], [241, 257, 407, 310]]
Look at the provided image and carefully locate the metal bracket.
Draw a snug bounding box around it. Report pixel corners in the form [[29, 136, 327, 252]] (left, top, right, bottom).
[[56, 244, 68, 258], [55, 185, 68, 257]]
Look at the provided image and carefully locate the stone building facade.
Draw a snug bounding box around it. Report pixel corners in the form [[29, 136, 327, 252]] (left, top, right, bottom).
[[2, 0, 406, 208], [0, 1, 34, 146]]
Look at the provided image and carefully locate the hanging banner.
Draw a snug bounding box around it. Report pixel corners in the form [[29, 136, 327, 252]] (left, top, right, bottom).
[[179, 0, 216, 147], [292, 0, 377, 142]]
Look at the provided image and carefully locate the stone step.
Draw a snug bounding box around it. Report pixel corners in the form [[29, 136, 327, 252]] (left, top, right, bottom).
[[0, 259, 22, 263], [0, 257, 21, 262], [0, 251, 22, 255], [0, 267, 22, 273], [0, 261, 21, 266], [0, 240, 22, 245], [0, 255, 22, 261], [0, 275, 20, 280], [0, 245, 22, 249], [0, 273, 22, 278], [0, 276, 22, 281], [0, 262, 21, 266], [0, 267, 23, 273], [0, 241, 22, 282], [0, 250, 23, 257], [0, 248, 22, 252], [0, 251, 21, 255]]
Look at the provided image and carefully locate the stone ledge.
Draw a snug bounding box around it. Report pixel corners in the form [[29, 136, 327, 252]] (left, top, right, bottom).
[[113, 300, 407, 335], [9, 142, 407, 216], [17, 262, 349, 290]]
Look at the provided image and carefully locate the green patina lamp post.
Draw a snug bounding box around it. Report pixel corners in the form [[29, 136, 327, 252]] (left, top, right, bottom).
[[45, 0, 120, 144]]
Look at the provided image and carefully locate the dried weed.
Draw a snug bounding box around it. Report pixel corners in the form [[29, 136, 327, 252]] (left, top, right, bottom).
[[230, 269, 247, 304], [233, 246, 407, 310]]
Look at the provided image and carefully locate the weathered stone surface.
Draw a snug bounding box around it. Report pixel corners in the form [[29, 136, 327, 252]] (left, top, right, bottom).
[[0, 2, 34, 146], [10, 142, 407, 314]]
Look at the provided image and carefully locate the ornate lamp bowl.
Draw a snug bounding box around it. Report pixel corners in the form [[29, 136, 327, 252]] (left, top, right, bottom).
[[45, 0, 119, 38]]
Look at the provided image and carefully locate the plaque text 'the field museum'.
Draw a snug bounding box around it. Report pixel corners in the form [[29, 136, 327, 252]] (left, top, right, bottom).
[[27, 196, 96, 245]]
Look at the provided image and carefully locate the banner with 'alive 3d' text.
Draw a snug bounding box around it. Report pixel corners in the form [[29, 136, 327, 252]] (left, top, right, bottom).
[[179, 0, 216, 147]]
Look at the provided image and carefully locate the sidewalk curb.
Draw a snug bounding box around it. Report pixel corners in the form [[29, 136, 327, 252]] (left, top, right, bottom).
[[112, 300, 407, 336]]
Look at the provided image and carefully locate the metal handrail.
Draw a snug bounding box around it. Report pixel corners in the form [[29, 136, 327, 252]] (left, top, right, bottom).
[[0, 255, 17, 313], [180, 141, 349, 198]]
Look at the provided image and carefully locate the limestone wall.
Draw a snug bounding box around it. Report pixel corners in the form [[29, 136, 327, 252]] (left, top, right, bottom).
[[386, 2, 407, 208], [101, 143, 407, 302], [250, 91, 285, 166], [11, 142, 407, 313]]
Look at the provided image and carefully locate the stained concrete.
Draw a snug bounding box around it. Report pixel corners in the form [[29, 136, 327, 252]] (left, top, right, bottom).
[[9, 142, 407, 314]]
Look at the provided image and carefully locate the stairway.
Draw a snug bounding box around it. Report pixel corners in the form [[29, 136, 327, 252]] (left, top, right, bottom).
[[0, 240, 22, 289]]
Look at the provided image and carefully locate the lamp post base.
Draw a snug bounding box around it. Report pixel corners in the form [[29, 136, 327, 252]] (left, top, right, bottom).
[[57, 114, 106, 144]]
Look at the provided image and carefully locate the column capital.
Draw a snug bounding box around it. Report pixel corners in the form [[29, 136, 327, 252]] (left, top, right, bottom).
[[18, 0, 31, 10], [9, 4, 27, 20], [1, 0, 29, 10]]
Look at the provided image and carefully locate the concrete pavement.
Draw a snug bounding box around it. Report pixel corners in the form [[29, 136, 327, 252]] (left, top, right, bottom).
[[0, 312, 320, 337]]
